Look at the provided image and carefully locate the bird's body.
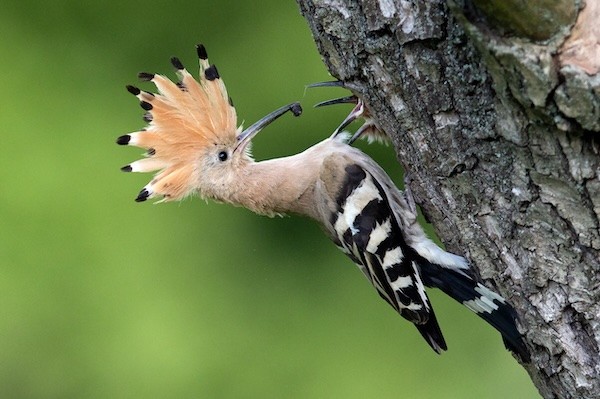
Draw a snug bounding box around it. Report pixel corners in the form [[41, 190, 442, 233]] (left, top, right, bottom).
[[117, 45, 529, 361]]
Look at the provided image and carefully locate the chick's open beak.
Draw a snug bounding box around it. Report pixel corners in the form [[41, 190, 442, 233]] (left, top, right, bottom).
[[307, 81, 365, 138]]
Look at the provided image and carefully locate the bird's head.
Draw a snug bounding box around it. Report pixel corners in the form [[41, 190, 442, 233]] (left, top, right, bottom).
[[117, 44, 301, 203]]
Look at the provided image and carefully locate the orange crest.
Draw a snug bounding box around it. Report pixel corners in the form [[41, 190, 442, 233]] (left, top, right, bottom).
[[117, 44, 238, 202]]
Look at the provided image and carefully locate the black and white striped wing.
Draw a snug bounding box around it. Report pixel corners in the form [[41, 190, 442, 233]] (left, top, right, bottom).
[[317, 156, 448, 352], [318, 156, 432, 324]]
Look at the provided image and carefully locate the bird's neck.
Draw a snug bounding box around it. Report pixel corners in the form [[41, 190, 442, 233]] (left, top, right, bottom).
[[223, 153, 321, 218]]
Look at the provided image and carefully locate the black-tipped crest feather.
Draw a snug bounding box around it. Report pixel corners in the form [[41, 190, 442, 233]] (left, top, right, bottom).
[[204, 65, 220, 81], [170, 57, 184, 70], [196, 44, 208, 60], [138, 72, 155, 81], [126, 85, 141, 96]]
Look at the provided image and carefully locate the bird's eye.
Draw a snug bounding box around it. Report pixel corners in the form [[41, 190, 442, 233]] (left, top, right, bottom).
[[218, 151, 228, 162]]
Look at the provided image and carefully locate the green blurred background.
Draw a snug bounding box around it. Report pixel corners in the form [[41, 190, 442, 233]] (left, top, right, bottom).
[[0, 1, 538, 398]]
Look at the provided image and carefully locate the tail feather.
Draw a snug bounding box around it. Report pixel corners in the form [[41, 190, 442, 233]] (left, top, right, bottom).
[[417, 259, 530, 362], [411, 307, 448, 354]]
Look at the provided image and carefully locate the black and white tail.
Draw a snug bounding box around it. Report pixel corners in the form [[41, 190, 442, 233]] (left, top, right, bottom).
[[416, 257, 530, 362]]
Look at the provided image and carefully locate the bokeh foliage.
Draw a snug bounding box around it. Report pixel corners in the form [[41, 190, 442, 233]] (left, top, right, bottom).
[[0, 1, 537, 398]]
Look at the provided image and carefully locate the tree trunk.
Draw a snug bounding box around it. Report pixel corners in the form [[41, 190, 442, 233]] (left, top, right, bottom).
[[296, 0, 600, 398]]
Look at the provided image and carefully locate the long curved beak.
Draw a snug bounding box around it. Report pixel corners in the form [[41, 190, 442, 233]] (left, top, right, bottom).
[[307, 81, 356, 108], [308, 81, 363, 137], [306, 80, 346, 89], [314, 95, 357, 108], [234, 102, 302, 154]]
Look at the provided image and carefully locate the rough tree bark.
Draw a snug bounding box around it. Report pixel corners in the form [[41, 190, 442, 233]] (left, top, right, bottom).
[[296, 1, 600, 398]]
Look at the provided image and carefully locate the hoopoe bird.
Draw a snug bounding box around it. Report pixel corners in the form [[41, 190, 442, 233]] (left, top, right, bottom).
[[116, 44, 529, 361]]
